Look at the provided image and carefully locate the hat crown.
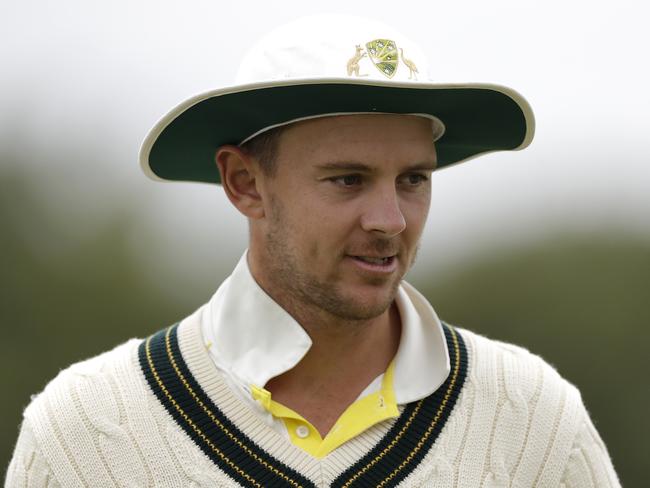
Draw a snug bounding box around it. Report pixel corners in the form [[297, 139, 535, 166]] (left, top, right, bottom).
[[235, 15, 430, 84]]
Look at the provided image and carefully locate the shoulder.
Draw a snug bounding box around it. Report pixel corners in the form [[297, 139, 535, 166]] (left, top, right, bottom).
[[22, 337, 147, 434], [454, 325, 586, 423], [450, 327, 585, 469], [10, 323, 238, 487], [455, 325, 581, 403], [448, 326, 621, 486], [25, 338, 144, 423], [16, 338, 154, 485]]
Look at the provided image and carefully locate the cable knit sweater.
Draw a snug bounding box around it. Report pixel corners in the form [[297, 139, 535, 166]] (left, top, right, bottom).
[[5, 317, 619, 487]]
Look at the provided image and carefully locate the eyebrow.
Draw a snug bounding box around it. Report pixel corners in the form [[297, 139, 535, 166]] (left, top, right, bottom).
[[315, 160, 437, 172]]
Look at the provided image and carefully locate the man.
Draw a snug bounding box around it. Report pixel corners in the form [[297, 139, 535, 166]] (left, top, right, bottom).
[[6, 15, 619, 487]]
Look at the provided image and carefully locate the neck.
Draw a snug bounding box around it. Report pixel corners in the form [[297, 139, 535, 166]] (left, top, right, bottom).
[[291, 301, 401, 378], [264, 301, 401, 436], [247, 243, 402, 364], [260, 272, 401, 381], [247, 248, 402, 434], [248, 251, 401, 380]]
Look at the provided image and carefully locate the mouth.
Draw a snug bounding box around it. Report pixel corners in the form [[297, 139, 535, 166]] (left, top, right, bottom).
[[353, 256, 394, 265], [348, 254, 398, 273]]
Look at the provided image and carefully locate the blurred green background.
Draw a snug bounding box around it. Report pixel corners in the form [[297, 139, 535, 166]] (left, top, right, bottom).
[[1, 161, 647, 485]]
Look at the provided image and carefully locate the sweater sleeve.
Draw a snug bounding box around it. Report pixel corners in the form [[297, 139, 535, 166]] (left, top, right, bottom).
[[561, 407, 621, 488], [4, 420, 61, 488]]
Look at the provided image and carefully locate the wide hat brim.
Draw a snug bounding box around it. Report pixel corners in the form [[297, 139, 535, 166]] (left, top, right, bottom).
[[140, 77, 535, 184]]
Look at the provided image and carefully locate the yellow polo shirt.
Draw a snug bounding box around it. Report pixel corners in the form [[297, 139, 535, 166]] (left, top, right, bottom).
[[201, 252, 450, 458]]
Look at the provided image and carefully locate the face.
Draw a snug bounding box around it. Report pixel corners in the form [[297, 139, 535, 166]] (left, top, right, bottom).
[[251, 114, 436, 322]]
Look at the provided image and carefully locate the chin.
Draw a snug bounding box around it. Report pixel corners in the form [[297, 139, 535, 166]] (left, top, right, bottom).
[[330, 301, 391, 321], [333, 286, 398, 321]]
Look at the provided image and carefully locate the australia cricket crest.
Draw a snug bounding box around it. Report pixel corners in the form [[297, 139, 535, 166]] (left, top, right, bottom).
[[346, 39, 419, 80], [366, 39, 398, 78]]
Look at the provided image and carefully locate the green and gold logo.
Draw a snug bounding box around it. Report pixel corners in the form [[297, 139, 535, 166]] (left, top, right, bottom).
[[366, 39, 398, 78], [346, 39, 419, 79]]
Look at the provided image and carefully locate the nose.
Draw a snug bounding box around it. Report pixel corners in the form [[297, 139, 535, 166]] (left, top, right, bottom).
[[359, 185, 406, 237]]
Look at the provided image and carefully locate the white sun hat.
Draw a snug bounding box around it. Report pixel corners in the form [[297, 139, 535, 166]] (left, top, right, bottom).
[[140, 14, 535, 184]]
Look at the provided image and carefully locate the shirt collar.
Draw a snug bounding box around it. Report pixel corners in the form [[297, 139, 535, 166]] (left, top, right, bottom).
[[201, 252, 450, 404]]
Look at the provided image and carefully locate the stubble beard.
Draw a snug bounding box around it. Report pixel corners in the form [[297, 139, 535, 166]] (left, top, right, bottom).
[[263, 198, 406, 323]]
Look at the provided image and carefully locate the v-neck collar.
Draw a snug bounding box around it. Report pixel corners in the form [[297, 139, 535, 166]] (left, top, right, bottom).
[[138, 315, 469, 487]]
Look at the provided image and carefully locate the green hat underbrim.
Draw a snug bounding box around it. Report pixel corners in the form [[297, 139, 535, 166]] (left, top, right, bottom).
[[140, 79, 534, 184]]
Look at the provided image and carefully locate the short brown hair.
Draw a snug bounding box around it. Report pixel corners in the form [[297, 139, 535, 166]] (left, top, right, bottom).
[[240, 126, 285, 176]]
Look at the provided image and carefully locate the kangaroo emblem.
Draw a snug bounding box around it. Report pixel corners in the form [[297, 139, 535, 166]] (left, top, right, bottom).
[[347, 45, 368, 77]]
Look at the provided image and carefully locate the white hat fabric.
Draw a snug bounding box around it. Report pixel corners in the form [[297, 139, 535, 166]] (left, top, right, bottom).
[[140, 14, 535, 183], [234, 15, 445, 145]]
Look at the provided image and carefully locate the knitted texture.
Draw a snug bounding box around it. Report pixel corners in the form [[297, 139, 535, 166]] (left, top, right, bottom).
[[5, 318, 620, 487]]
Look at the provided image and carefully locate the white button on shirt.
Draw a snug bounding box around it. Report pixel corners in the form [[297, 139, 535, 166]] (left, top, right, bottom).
[[200, 251, 450, 443], [295, 425, 310, 439]]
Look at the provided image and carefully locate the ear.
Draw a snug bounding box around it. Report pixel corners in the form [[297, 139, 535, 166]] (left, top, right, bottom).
[[215, 145, 265, 219]]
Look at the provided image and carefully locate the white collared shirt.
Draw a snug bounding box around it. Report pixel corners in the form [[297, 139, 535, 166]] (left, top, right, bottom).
[[201, 252, 450, 444]]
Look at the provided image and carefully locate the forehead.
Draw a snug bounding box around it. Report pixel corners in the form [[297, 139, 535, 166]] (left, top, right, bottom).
[[275, 114, 437, 167]]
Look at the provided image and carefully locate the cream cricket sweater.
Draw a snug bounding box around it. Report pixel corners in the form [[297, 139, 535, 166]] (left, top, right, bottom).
[[5, 316, 620, 487]]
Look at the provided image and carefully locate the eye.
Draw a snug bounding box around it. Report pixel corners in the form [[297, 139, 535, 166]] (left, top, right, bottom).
[[331, 174, 362, 187], [400, 173, 429, 186]]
